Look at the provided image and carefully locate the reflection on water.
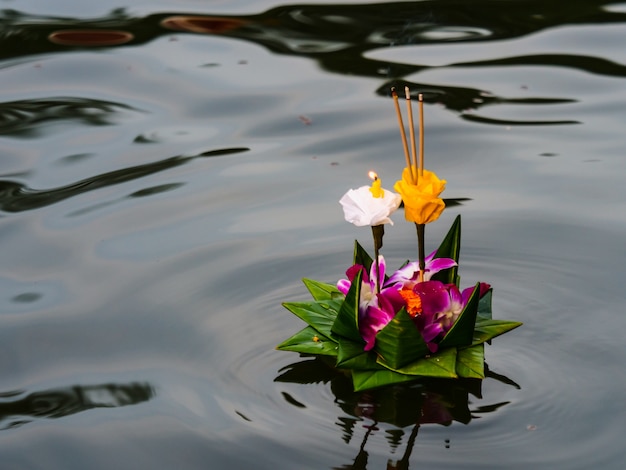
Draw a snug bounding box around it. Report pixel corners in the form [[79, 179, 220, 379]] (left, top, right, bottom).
[[160, 16, 248, 35], [48, 30, 134, 46], [0, 1, 625, 469], [0, 97, 139, 137], [2, 3, 625, 124], [277, 357, 518, 469], [376, 81, 579, 123], [0, 382, 154, 430], [0, 147, 247, 212]]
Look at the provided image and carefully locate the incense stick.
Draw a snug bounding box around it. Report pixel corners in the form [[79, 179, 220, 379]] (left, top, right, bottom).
[[418, 93, 425, 177], [391, 88, 412, 171], [405, 87, 418, 184]]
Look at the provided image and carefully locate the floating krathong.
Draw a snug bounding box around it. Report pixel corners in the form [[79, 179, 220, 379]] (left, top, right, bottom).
[[277, 87, 522, 391]]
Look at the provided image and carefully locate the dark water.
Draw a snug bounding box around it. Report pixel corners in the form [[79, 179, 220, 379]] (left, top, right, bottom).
[[1, 1, 625, 468]]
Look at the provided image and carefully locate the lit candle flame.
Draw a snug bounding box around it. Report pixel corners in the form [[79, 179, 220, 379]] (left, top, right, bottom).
[[368, 171, 383, 198]]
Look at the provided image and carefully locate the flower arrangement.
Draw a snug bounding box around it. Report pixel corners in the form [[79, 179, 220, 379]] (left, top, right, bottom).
[[277, 88, 521, 391]]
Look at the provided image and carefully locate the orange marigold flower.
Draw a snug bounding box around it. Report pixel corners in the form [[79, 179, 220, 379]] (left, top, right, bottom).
[[398, 288, 422, 317]]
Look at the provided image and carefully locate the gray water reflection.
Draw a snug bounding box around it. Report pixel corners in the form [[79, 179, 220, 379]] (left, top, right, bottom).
[[0, 97, 139, 136], [0, 382, 154, 430], [0, 1, 625, 469], [0, 147, 247, 212], [2, 2, 625, 121]]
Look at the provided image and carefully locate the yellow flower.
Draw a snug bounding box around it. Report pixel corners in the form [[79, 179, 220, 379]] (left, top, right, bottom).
[[394, 166, 446, 224]]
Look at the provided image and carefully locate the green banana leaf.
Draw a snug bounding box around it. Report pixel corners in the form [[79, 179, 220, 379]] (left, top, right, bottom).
[[374, 308, 429, 369], [281, 300, 339, 339], [331, 269, 363, 343], [336, 336, 374, 369], [378, 347, 458, 378], [472, 319, 523, 346], [302, 278, 342, 302], [353, 240, 374, 271], [456, 343, 485, 378], [351, 367, 419, 392], [477, 289, 493, 321], [430, 214, 461, 285], [276, 326, 338, 356]]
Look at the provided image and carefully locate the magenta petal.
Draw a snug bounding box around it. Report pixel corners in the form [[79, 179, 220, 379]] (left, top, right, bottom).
[[369, 255, 386, 291], [361, 331, 377, 351], [479, 282, 491, 297], [461, 282, 491, 304], [461, 284, 476, 305], [361, 305, 394, 331], [426, 257, 457, 276], [414, 281, 451, 317], [448, 284, 463, 306], [386, 261, 419, 286], [376, 290, 394, 315], [337, 279, 351, 295], [385, 254, 456, 286], [346, 264, 365, 282], [378, 286, 405, 313], [359, 305, 394, 351], [422, 322, 444, 343], [461, 287, 472, 305], [425, 250, 436, 263], [338, 264, 366, 295]]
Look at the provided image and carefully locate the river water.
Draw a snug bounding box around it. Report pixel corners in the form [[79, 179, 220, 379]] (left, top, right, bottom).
[[1, 1, 625, 469]]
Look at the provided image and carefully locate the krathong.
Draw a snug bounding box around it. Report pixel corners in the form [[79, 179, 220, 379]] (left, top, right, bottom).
[[277, 87, 522, 391]]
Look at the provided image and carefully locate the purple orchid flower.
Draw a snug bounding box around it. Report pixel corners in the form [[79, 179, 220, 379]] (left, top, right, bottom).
[[413, 281, 491, 352], [358, 291, 398, 351], [385, 250, 457, 288], [337, 256, 384, 312], [337, 255, 490, 353], [337, 256, 405, 350]]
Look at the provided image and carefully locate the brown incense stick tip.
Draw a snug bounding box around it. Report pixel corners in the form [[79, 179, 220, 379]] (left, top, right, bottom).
[[418, 93, 424, 102], [391, 87, 398, 98], [405, 86, 411, 99]]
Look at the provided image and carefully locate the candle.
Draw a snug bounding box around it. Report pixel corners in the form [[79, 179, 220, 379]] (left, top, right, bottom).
[[368, 171, 383, 198]]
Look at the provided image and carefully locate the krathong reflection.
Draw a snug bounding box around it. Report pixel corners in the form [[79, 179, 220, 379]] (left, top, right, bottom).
[[0, 382, 154, 430], [277, 88, 521, 391], [276, 357, 518, 469]]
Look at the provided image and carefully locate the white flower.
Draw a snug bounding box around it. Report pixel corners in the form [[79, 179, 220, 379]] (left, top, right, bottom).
[[339, 185, 402, 226]]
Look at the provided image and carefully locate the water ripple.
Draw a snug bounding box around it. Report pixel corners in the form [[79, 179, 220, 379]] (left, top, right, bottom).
[[0, 147, 248, 213], [0, 382, 154, 430], [0, 97, 141, 137], [0, 2, 624, 468], [1, 5, 625, 131], [461, 113, 579, 126], [376, 80, 577, 118]]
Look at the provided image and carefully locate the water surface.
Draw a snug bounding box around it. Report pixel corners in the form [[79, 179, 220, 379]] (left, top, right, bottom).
[[1, 1, 625, 469]]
